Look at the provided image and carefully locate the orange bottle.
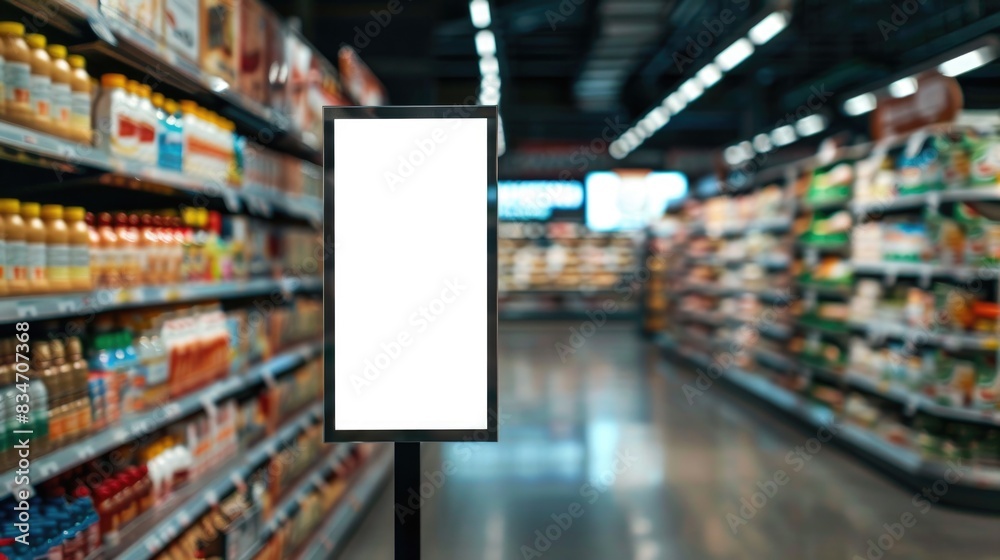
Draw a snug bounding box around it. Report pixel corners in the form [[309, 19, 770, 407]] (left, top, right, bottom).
[[21, 202, 48, 293], [0, 211, 7, 296], [25, 33, 52, 134], [0, 23, 32, 127], [114, 213, 137, 287], [97, 213, 120, 288], [67, 55, 92, 144], [41, 204, 70, 292], [85, 212, 101, 288], [46, 44, 72, 139], [140, 214, 160, 285], [0, 199, 27, 294], [65, 207, 91, 291]]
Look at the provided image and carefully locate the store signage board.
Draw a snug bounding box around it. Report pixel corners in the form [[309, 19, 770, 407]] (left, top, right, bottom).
[[870, 72, 963, 141], [323, 106, 498, 443]]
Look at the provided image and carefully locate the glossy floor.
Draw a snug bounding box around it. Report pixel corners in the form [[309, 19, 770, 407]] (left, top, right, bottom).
[[340, 322, 999, 559]]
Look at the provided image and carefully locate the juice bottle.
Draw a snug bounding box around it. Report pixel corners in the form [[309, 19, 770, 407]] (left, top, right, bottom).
[[0, 22, 32, 127], [65, 207, 91, 291], [136, 84, 157, 165], [48, 338, 74, 441], [140, 214, 160, 285], [41, 204, 71, 292], [127, 214, 142, 286], [97, 213, 120, 288], [95, 74, 132, 158], [47, 44, 72, 139], [0, 199, 26, 294], [114, 212, 136, 287], [0, 210, 7, 296], [33, 340, 56, 451], [21, 202, 48, 292], [85, 212, 100, 288], [67, 55, 92, 144], [25, 33, 52, 134]]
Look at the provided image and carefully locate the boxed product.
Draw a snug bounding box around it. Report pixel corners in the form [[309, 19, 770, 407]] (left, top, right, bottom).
[[237, 0, 279, 104], [164, 0, 200, 62], [200, 0, 237, 82], [102, 0, 163, 39], [896, 138, 944, 195], [807, 161, 854, 203], [284, 30, 312, 130], [968, 131, 1000, 187]]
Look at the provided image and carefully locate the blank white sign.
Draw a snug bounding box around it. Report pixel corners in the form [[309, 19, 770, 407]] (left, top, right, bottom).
[[332, 116, 489, 433]]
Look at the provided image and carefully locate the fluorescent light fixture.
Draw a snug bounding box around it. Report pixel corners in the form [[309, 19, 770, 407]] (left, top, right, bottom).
[[622, 130, 639, 146], [795, 114, 826, 136], [475, 30, 496, 57], [479, 89, 500, 105], [679, 78, 704, 103], [715, 38, 754, 72], [210, 77, 230, 93], [724, 145, 746, 165], [481, 72, 501, 89], [646, 109, 667, 129], [469, 0, 491, 28], [938, 46, 997, 77], [771, 124, 796, 146], [479, 56, 499, 76], [695, 63, 722, 88], [753, 133, 772, 152], [637, 118, 655, 135], [738, 140, 753, 156], [748, 11, 790, 45], [843, 92, 876, 116], [888, 77, 917, 98], [609, 142, 627, 160], [663, 91, 687, 113]]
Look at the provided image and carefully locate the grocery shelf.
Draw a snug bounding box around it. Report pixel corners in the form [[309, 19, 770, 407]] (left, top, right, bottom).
[[235, 443, 358, 560], [678, 310, 725, 326], [0, 276, 321, 324], [656, 333, 1000, 510], [851, 261, 998, 280], [296, 445, 393, 560], [0, 340, 323, 500], [111, 403, 325, 560], [674, 283, 793, 301], [0, 119, 322, 224], [852, 187, 1000, 216], [848, 320, 999, 350], [689, 216, 793, 237]]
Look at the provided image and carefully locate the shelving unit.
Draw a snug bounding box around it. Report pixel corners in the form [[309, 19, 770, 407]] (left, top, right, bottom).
[[653, 126, 1000, 510]]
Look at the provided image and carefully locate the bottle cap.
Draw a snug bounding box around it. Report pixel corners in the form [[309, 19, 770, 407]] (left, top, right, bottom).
[[67, 54, 85, 69], [126, 80, 139, 94], [20, 202, 40, 218], [25, 33, 46, 49], [151, 92, 164, 108], [64, 206, 85, 221], [138, 84, 152, 99], [47, 44, 67, 59], [0, 22, 25, 36], [0, 199, 20, 213], [101, 74, 126, 89], [180, 100, 198, 114], [41, 204, 64, 220]]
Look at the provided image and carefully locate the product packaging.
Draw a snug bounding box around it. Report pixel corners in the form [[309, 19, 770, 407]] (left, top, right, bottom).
[[163, 0, 200, 62], [200, 0, 236, 82]]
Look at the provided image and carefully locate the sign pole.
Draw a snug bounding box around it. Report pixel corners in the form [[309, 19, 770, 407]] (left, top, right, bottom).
[[395, 442, 421, 560]]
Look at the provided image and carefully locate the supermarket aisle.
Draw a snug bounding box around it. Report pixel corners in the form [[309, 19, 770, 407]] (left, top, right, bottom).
[[340, 322, 998, 559]]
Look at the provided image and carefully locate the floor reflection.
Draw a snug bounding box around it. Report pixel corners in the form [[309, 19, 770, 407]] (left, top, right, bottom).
[[340, 322, 999, 560]]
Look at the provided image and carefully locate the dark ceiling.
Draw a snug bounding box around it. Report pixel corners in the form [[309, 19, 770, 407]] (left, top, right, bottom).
[[271, 0, 1000, 173]]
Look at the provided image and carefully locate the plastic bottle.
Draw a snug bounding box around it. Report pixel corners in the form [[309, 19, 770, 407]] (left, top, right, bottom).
[[140, 214, 159, 285], [48, 339, 76, 443], [136, 84, 157, 165], [0, 26, 5, 118], [95, 74, 132, 158], [0, 209, 7, 296], [25, 33, 52, 134], [66, 55, 92, 144], [64, 207, 90, 291], [113, 213, 136, 287], [96, 213, 119, 288], [84, 212, 100, 288], [158, 99, 183, 171], [127, 214, 141, 286], [41, 204, 70, 292], [72, 486, 100, 555], [46, 44, 71, 139], [21, 202, 48, 292], [0, 200, 25, 294], [0, 23, 32, 128], [33, 341, 54, 451], [179, 100, 198, 176]]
